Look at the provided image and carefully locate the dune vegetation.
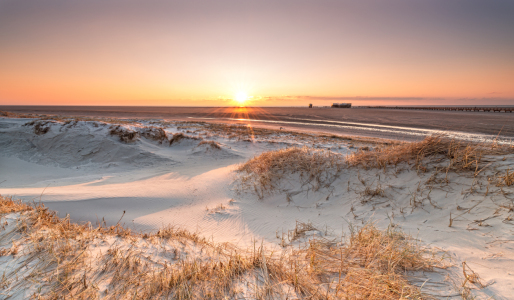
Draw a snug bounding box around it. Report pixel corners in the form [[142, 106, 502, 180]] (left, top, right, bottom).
[[238, 135, 514, 195], [0, 195, 446, 299]]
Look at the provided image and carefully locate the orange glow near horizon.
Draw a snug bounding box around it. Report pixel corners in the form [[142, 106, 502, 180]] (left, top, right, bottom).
[[0, 1, 513, 107]]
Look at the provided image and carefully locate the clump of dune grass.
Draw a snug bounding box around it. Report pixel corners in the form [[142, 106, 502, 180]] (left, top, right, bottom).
[[169, 132, 186, 145], [0, 110, 17, 117], [362, 184, 386, 199], [497, 169, 514, 187], [168, 132, 200, 146], [237, 146, 345, 197], [34, 121, 51, 135], [0, 195, 445, 299], [139, 126, 169, 143], [0, 196, 32, 214], [109, 125, 139, 143], [198, 140, 222, 150], [206, 203, 227, 214], [285, 220, 318, 243], [311, 222, 442, 299], [347, 135, 514, 173], [23, 120, 54, 135]]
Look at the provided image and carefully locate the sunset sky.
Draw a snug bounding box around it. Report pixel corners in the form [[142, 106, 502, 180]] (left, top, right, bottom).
[[1, 0, 513, 106]]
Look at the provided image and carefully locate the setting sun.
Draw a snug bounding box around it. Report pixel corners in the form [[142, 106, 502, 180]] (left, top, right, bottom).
[[234, 91, 249, 105]]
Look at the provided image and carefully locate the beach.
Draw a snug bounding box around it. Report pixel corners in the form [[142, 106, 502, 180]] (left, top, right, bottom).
[[2, 106, 513, 143], [2, 0, 513, 297], [1, 110, 513, 298]]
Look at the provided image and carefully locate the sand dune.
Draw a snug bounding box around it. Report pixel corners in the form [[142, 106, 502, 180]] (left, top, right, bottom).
[[1, 116, 514, 298]]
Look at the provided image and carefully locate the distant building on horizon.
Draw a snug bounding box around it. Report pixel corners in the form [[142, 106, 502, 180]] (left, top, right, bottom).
[[331, 103, 352, 108]]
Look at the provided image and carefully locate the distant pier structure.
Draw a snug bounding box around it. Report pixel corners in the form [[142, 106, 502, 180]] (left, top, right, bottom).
[[363, 106, 513, 113], [331, 103, 352, 108]]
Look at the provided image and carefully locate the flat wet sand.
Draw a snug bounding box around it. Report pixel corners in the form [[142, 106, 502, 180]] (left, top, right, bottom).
[[2, 106, 513, 141]]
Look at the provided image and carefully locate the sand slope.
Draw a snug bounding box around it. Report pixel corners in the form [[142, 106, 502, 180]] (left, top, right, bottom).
[[1, 117, 513, 298]]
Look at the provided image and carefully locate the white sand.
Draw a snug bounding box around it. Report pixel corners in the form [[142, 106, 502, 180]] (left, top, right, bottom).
[[1, 117, 513, 298]]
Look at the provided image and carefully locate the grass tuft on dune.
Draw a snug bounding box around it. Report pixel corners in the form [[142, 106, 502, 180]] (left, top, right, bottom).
[[347, 134, 514, 172], [0, 195, 443, 299], [198, 140, 222, 150], [237, 146, 345, 197], [237, 135, 514, 198]]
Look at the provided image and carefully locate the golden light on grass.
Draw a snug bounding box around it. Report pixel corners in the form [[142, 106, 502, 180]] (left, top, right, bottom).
[[346, 134, 514, 172], [237, 146, 345, 198], [0, 195, 444, 299]]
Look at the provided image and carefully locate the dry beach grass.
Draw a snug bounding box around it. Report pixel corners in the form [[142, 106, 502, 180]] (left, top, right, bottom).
[[347, 134, 514, 172], [237, 135, 514, 196], [0, 195, 444, 299], [237, 147, 345, 198], [234, 135, 514, 299]]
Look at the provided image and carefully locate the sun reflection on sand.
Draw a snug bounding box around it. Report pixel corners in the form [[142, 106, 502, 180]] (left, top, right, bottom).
[[197, 106, 282, 142]]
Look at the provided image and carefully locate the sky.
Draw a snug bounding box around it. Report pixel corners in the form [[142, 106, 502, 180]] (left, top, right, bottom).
[[1, 0, 513, 107]]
